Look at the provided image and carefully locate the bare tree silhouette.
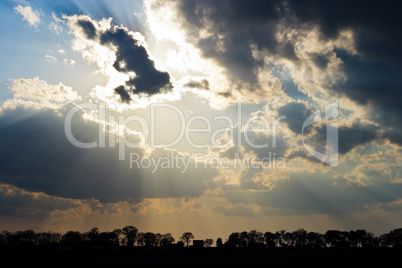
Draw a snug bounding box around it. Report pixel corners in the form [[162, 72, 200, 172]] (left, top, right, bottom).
[[180, 232, 194, 247]]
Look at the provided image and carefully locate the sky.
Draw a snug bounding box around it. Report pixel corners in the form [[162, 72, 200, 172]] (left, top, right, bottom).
[[0, 0, 401, 241]]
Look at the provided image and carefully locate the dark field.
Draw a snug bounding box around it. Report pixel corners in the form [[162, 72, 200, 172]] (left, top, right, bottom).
[[1, 248, 400, 265]]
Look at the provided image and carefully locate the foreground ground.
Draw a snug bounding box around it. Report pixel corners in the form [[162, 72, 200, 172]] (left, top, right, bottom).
[[0, 248, 401, 265]]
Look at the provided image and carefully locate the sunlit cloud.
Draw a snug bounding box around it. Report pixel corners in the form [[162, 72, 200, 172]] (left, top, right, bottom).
[[0, 77, 80, 113], [14, 4, 40, 27]]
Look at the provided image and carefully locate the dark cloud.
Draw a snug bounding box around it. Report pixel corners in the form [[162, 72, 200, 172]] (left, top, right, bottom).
[[275, 91, 381, 162], [286, 0, 402, 64], [275, 101, 374, 160], [99, 26, 172, 97], [0, 184, 78, 218], [383, 127, 402, 146], [338, 122, 379, 154], [331, 49, 402, 146], [286, 1, 402, 145], [311, 53, 330, 70], [282, 112, 379, 163], [75, 19, 173, 101], [278, 102, 312, 134], [0, 108, 217, 203], [176, 0, 402, 78], [177, 0, 282, 84], [286, 146, 324, 165], [300, 121, 379, 157], [184, 79, 210, 90], [175, 0, 402, 146], [114, 85, 131, 103], [334, 49, 402, 113], [280, 78, 311, 101], [77, 19, 97, 39]]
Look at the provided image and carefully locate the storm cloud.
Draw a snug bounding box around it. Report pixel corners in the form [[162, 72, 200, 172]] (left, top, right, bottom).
[[174, 0, 402, 145], [176, 0, 283, 84]]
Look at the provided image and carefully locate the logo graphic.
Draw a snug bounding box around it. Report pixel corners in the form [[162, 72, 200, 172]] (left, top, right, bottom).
[[302, 101, 338, 167]]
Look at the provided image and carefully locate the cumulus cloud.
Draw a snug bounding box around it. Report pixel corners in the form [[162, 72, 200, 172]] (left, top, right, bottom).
[[99, 24, 173, 96], [1, 77, 80, 112], [346, 162, 396, 186], [147, 0, 402, 148], [172, 0, 401, 97], [167, 0, 309, 101], [14, 5, 40, 27], [145, 0, 284, 106], [64, 15, 173, 105]]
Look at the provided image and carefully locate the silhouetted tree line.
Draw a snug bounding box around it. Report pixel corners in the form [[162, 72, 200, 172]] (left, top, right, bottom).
[[220, 229, 402, 249], [0, 226, 173, 250], [1, 227, 402, 251]]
